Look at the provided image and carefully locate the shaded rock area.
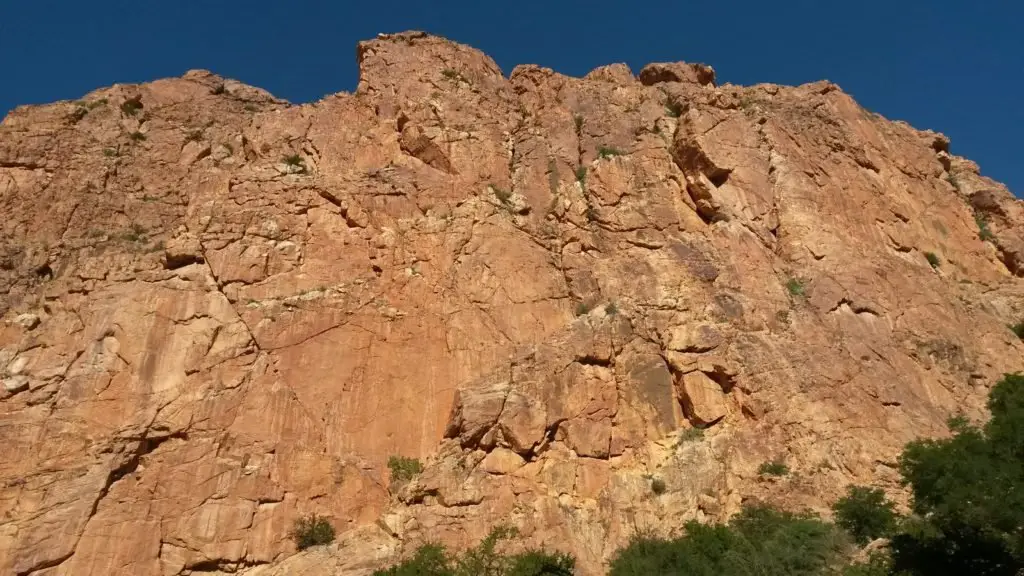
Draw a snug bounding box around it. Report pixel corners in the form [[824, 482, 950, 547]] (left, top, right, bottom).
[[1, 30, 1023, 576]]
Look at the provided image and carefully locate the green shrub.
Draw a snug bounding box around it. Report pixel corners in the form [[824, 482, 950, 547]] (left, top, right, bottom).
[[121, 223, 147, 243], [785, 278, 806, 297], [890, 372, 1024, 575], [374, 526, 575, 576], [120, 97, 143, 116], [129, 131, 146, 142], [282, 154, 307, 173], [665, 101, 683, 118], [945, 172, 961, 191], [832, 486, 897, 545], [597, 146, 623, 159], [758, 459, 790, 477], [244, 103, 259, 112], [1011, 322, 1024, 340], [924, 252, 940, 268], [677, 428, 704, 444], [87, 98, 108, 110], [211, 83, 227, 95], [103, 148, 118, 158], [441, 68, 465, 82], [574, 301, 591, 316], [573, 114, 584, 134], [651, 477, 667, 495], [976, 214, 996, 241], [290, 513, 335, 550], [609, 504, 844, 576], [388, 455, 423, 483], [68, 107, 88, 123], [604, 302, 619, 316], [841, 551, 893, 576], [574, 166, 587, 187]]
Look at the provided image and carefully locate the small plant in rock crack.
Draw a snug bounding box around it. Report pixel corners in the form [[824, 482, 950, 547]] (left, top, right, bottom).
[[678, 427, 704, 444], [573, 114, 584, 134], [387, 455, 423, 483], [210, 83, 227, 95], [282, 154, 308, 174], [598, 146, 623, 159], [975, 213, 996, 241], [585, 205, 599, 222], [574, 301, 592, 316], [103, 147, 118, 158], [1011, 321, 1024, 340], [185, 130, 204, 142], [605, 302, 619, 316], [120, 97, 143, 116], [575, 166, 587, 188], [945, 171, 961, 191], [244, 103, 259, 112], [785, 278, 806, 297], [441, 68, 465, 82], [129, 131, 146, 142], [121, 223, 147, 243], [925, 251, 941, 269], [290, 513, 335, 550], [68, 107, 88, 123], [665, 101, 684, 118], [651, 477, 667, 495], [758, 459, 790, 477]]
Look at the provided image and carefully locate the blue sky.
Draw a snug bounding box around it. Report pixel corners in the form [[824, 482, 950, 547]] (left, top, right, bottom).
[[2, 1, 1020, 195]]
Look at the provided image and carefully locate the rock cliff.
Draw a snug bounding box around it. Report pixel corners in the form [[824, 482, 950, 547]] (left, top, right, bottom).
[[2, 31, 1023, 575]]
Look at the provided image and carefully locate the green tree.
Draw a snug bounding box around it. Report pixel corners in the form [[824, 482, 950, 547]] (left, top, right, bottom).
[[290, 513, 335, 550], [891, 373, 1024, 575], [608, 504, 844, 576], [832, 486, 897, 545]]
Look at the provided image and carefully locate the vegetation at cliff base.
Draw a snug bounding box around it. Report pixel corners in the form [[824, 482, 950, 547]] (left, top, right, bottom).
[[611, 372, 1024, 575], [372, 373, 1024, 574], [374, 526, 574, 576], [610, 504, 845, 576], [832, 486, 897, 545]]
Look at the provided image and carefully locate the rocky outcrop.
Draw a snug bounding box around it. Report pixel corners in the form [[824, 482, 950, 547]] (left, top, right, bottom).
[[2, 30, 1023, 575]]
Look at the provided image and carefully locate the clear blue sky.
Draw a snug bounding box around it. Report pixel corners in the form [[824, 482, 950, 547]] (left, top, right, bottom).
[[2, 1, 1020, 195]]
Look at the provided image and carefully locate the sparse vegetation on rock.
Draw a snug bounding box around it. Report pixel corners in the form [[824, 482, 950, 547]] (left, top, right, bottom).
[[290, 513, 335, 550], [786, 278, 806, 297], [374, 526, 575, 576], [1011, 321, 1024, 340], [3, 31, 1024, 576], [758, 459, 790, 477], [388, 455, 423, 483], [120, 96, 143, 116]]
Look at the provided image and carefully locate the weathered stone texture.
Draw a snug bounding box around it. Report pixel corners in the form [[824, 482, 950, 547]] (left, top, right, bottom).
[[2, 30, 1022, 576]]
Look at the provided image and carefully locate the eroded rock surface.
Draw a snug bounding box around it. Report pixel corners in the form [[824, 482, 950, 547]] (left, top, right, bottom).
[[2, 31, 1023, 575]]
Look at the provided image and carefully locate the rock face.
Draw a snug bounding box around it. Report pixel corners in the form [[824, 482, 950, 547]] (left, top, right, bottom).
[[1, 30, 1023, 575]]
